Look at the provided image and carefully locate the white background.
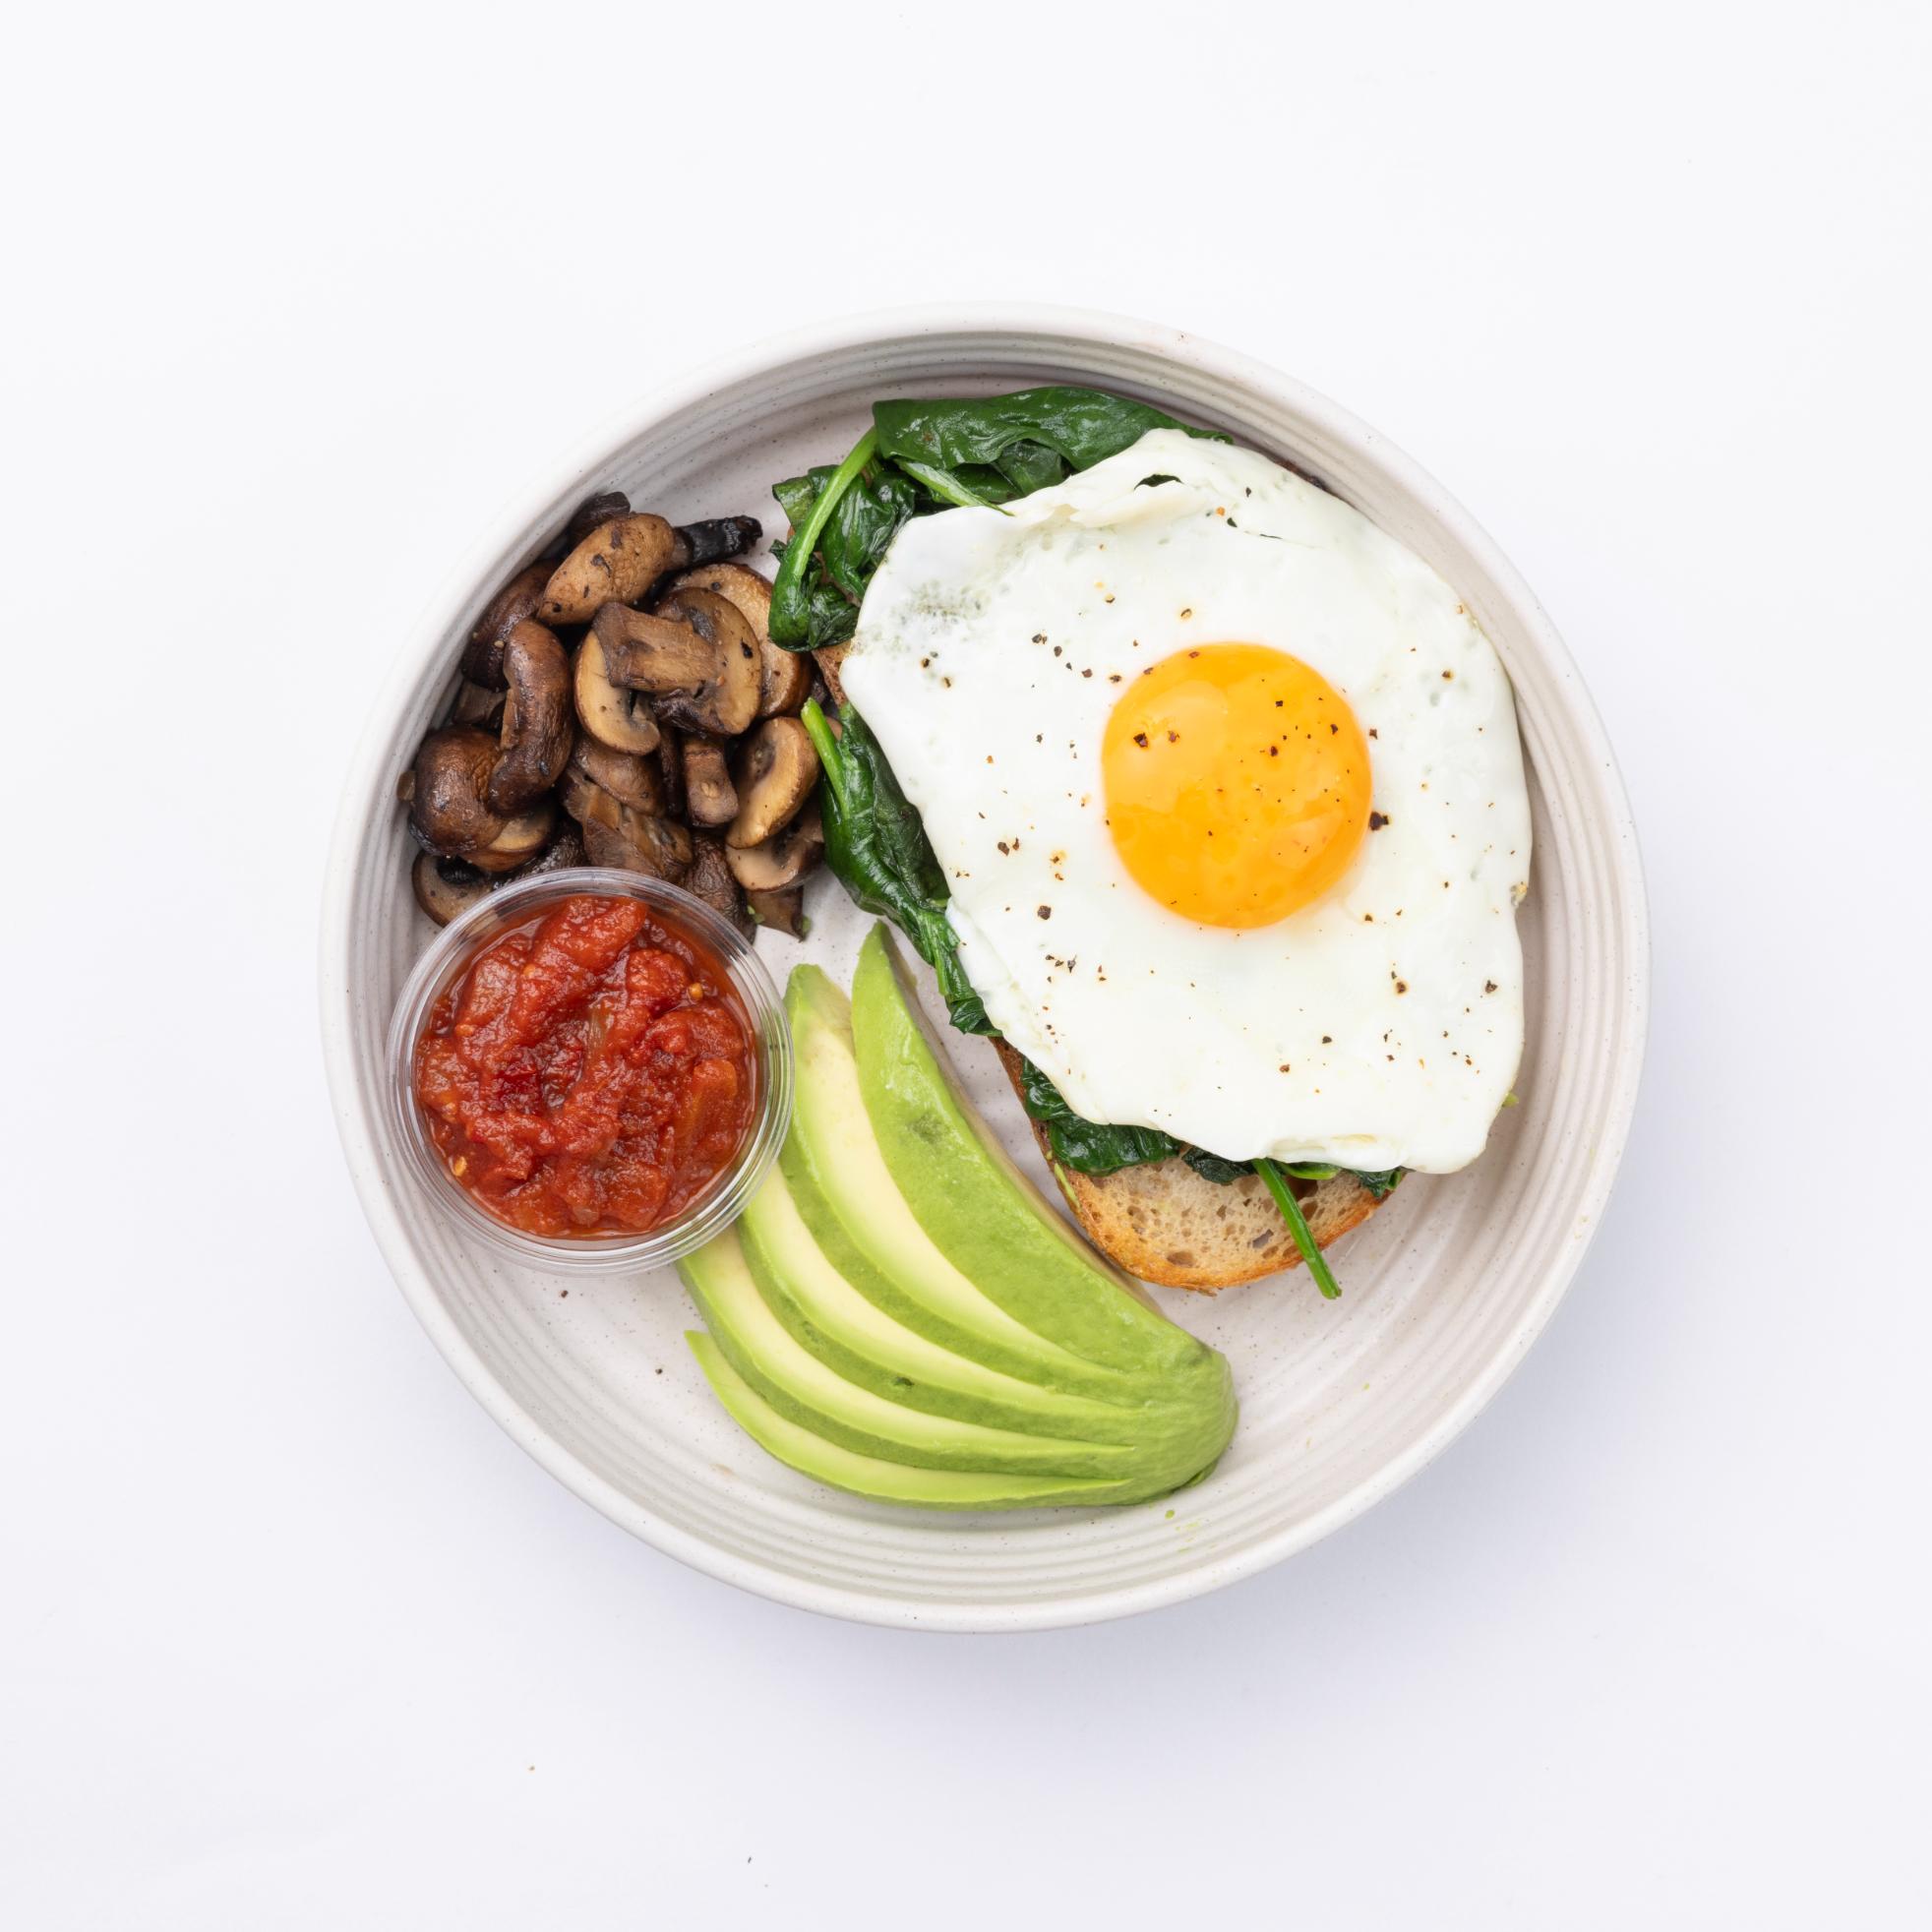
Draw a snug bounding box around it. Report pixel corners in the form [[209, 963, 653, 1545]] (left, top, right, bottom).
[[5, 4, 1928, 1926]]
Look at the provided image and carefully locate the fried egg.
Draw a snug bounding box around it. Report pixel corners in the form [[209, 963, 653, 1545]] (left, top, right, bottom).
[[840, 429, 1531, 1175]]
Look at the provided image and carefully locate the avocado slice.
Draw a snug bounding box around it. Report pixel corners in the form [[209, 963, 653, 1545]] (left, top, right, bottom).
[[682, 1229, 1135, 1477], [849, 927, 1217, 1382], [780, 963, 1123, 1398], [738, 1149, 1154, 1446], [688, 1334, 1122, 1512], [679, 929, 1238, 1510]]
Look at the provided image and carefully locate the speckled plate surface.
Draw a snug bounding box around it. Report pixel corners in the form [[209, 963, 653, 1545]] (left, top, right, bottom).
[[321, 306, 1648, 1630]]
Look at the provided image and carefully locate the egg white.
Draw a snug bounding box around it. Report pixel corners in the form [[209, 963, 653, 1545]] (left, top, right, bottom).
[[840, 429, 1531, 1175]]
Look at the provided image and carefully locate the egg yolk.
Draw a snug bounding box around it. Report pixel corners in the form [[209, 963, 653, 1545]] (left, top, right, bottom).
[[1102, 643, 1371, 928]]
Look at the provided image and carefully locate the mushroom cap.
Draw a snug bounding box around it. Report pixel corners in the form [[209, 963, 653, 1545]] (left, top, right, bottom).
[[461, 561, 550, 687], [726, 716, 818, 849], [723, 800, 824, 891], [593, 593, 760, 739], [573, 632, 661, 755], [487, 620, 574, 814], [681, 736, 738, 829], [468, 797, 557, 873], [539, 513, 681, 626], [663, 561, 808, 718], [685, 832, 754, 938], [407, 725, 506, 857]]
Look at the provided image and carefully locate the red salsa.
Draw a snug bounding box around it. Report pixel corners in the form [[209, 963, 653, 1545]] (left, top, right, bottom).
[[413, 893, 757, 1238]]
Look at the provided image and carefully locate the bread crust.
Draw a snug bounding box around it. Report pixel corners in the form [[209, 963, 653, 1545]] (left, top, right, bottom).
[[991, 1042, 1382, 1293]]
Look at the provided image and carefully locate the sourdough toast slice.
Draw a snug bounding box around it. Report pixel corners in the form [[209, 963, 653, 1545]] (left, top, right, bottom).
[[990, 1042, 1381, 1293], [815, 641, 1385, 1292]]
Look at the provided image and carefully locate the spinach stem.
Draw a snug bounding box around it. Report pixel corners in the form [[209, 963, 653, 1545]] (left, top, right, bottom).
[[1254, 1158, 1342, 1299], [897, 458, 1010, 513], [769, 428, 876, 644], [800, 698, 847, 816]]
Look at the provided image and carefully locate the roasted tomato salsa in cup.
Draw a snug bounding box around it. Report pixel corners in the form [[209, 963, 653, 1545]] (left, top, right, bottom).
[[411, 892, 757, 1237]]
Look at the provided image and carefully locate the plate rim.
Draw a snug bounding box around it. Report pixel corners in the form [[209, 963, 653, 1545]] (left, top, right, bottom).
[[320, 302, 1651, 1631]]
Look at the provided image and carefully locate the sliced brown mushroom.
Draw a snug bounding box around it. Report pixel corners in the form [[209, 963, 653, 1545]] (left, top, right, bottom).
[[468, 797, 556, 873], [656, 725, 688, 821], [406, 726, 506, 857], [746, 885, 806, 938], [573, 632, 661, 755], [460, 561, 550, 687], [513, 823, 586, 880], [727, 716, 818, 849], [411, 823, 586, 928], [558, 769, 691, 880], [578, 804, 694, 880], [662, 561, 809, 718], [591, 594, 760, 738], [411, 852, 492, 927], [486, 620, 574, 814], [558, 763, 620, 831], [563, 489, 631, 552], [569, 737, 663, 814], [450, 678, 505, 729], [723, 801, 824, 892], [685, 832, 754, 938], [682, 736, 738, 828], [539, 513, 762, 626]]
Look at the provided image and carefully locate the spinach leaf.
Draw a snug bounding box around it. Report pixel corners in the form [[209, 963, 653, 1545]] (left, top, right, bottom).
[[894, 459, 1010, 512], [769, 444, 925, 648], [1279, 1158, 1405, 1199], [871, 386, 1224, 478], [768, 432, 875, 648], [1015, 1057, 1181, 1175], [769, 388, 1223, 647], [803, 701, 993, 1036], [1348, 1168, 1404, 1200], [1181, 1147, 1250, 1185]]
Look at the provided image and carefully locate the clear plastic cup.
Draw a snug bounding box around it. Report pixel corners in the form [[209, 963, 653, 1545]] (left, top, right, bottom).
[[386, 867, 792, 1274]]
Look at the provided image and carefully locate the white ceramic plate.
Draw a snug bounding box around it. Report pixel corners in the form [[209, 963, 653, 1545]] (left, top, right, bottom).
[[321, 306, 1648, 1631]]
